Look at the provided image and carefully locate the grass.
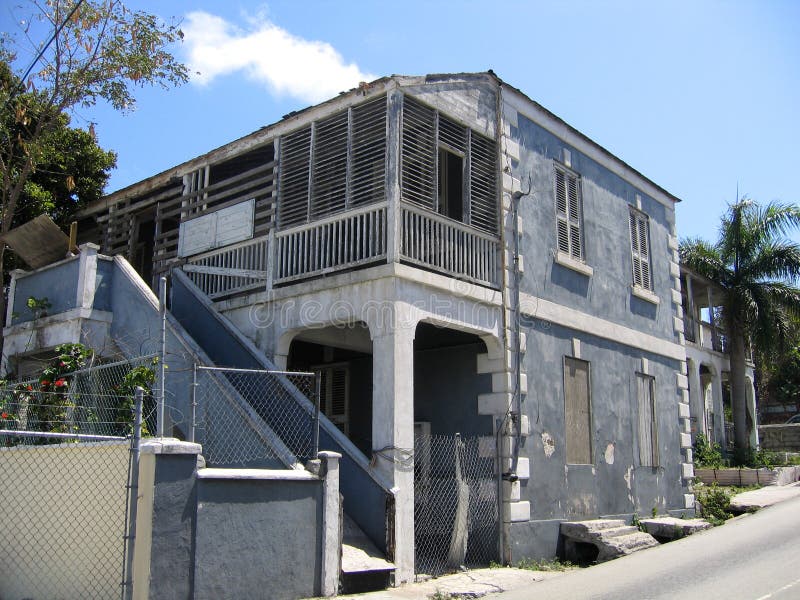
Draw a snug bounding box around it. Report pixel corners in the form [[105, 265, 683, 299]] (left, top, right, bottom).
[[694, 482, 762, 525], [515, 557, 576, 572]]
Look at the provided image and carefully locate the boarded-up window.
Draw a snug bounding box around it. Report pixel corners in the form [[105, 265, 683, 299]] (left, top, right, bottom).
[[555, 166, 584, 260], [629, 209, 652, 290], [637, 373, 658, 467], [564, 357, 592, 464]]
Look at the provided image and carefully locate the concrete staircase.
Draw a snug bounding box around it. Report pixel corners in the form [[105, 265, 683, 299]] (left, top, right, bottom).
[[560, 519, 659, 564]]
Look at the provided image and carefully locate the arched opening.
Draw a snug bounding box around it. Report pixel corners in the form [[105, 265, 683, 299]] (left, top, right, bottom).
[[286, 322, 373, 456], [412, 322, 498, 576], [413, 322, 493, 437]]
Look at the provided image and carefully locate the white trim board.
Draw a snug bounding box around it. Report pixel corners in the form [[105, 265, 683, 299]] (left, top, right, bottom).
[[519, 291, 686, 361]]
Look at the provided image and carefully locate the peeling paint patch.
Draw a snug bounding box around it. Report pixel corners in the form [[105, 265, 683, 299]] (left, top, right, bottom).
[[604, 442, 615, 465], [541, 432, 556, 458]]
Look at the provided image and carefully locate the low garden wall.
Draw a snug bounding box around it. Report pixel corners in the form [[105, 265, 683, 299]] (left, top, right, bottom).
[[695, 466, 800, 487]]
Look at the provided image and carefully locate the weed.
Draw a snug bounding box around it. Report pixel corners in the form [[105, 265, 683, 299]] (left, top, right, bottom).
[[693, 433, 725, 469], [651, 506, 658, 518], [428, 590, 454, 600], [516, 557, 575, 572], [696, 482, 733, 525], [631, 512, 647, 533]]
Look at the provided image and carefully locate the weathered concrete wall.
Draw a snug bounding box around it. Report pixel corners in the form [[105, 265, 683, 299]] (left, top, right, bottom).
[[512, 112, 676, 340], [9, 258, 80, 325], [133, 441, 339, 600], [503, 92, 688, 560], [194, 473, 323, 600], [0, 441, 130, 600], [759, 424, 800, 451], [414, 341, 493, 437]]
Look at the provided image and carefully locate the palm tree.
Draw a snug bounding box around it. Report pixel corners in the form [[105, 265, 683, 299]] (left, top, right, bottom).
[[680, 199, 800, 458]]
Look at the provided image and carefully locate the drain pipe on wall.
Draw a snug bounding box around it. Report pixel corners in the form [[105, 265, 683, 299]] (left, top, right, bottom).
[[508, 179, 532, 479]]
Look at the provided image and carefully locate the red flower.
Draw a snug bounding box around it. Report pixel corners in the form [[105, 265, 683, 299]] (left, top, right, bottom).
[[59, 361, 66, 367], [41, 380, 50, 386], [26, 385, 33, 391], [55, 379, 66, 387], [1, 412, 7, 419]]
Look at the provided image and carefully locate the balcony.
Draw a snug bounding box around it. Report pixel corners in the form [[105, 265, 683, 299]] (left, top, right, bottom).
[[180, 199, 501, 300]]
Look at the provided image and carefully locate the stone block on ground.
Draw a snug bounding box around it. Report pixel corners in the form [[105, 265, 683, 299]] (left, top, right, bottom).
[[638, 516, 711, 541], [560, 519, 659, 563]]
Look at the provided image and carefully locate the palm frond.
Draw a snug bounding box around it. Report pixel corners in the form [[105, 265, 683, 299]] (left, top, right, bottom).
[[680, 238, 730, 287], [744, 242, 800, 284]]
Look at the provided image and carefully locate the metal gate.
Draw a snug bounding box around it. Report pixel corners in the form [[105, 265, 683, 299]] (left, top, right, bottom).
[[414, 433, 498, 576]]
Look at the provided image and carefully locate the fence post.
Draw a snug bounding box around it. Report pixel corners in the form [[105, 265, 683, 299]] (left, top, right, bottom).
[[122, 387, 143, 600], [191, 364, 198, 443], [313, 373, 322, 457], [158, 276, 167, 437]]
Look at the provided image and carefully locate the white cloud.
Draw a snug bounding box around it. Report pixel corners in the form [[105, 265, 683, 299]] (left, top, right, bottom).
[[182, 11, 376, 104]]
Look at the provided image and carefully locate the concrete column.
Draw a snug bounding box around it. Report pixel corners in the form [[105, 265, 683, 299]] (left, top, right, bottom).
[[710, 374, 725, 445], [687, 359, 703, 439], [370, 318, 416, 583], [75, 243, 100, 310], [318, 451, 342, 597], [133, 439, 202, 600]]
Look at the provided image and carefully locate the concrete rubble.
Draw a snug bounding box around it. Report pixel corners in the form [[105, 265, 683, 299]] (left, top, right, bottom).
[[560, 519, 660, 563]]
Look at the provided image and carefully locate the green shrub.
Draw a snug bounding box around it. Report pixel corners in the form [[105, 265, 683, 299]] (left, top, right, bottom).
[[694, 433, 725, 469], [696, 483, 733, 525]]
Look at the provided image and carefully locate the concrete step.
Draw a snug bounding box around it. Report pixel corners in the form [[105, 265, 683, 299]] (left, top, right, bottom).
[[560, 519, 660, 564], [341, 513, 395, 575], [638, 516, 712, 541]]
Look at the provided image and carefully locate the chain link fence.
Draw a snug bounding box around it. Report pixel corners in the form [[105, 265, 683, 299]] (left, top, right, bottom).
[[414, 433, 499, 577], [0, 354, 158, 439], [0, 395, 142, 600], [192, 365, 319, 467]]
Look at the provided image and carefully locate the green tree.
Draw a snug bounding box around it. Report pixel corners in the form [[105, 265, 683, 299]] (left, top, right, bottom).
[[0, 0, 187, 334], [681, 199, 800, 457]]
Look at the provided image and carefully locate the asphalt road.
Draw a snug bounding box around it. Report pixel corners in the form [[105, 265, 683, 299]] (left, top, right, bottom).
[[498, 495, 800, 600]]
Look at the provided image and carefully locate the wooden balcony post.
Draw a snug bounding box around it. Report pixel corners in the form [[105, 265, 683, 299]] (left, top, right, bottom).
[[386, 88, 403, 265]]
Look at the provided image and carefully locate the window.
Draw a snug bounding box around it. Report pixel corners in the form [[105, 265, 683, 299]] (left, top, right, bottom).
[[555, 166, 584, 261], [629, 208, 652, 290], [401, 95, 498, 234], [438, 147, 464, 220], [564, 357, 592, 464], [636, 373, 658, 467]]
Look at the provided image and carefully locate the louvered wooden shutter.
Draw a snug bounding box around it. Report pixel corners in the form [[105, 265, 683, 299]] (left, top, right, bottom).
[[629, 209, 652, 290], [555, 168, 583, 259], [401, 97, 437, 210], [279, 126, 312, 228], [351, 95, 387, 207], [320, 365, 349, 435], [470, 131, 498, 234], [311, 111, 348, 218]]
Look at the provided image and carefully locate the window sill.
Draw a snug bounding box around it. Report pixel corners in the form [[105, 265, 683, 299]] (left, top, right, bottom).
[[554, 251, 593, 277], [631, 285, 660, 305]]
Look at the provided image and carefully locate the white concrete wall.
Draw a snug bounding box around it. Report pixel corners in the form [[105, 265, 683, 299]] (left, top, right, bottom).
[[0, 441, 130, 600]]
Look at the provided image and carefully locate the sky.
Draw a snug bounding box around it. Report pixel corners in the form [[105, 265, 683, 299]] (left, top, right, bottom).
[[1, 0, 798, 243]]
